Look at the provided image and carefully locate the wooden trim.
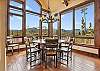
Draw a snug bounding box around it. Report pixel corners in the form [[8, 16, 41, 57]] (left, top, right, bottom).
[[39, 8, 42, 39], [22, 1, 26, 43], [60, 0, 95, 14], [74, 43, 98, 49], [9, 5, 22, 10], [7, 0, 10, 36], [73, 49, 99, 58], [73, 9, 75, 38], [98, 49, 100, 58], [59, 13, 61, 39], [10, 0, 23, 4], [75, 36, 94, 39], [26, 10, 41, 16], [9, 13, 22, 16]]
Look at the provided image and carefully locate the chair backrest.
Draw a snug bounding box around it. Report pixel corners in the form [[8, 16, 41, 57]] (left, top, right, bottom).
[[6, 36, 14, 44], [68, 38, 74, 51], [24, 37, 30, 46], [45, 38, 58, 49]]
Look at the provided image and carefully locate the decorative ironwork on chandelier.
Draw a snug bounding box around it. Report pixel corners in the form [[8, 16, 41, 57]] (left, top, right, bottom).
[[40, 14, 59, 23]]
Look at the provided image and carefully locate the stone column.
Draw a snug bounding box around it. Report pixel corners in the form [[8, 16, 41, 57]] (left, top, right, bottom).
[[0, 0, 7, 71]]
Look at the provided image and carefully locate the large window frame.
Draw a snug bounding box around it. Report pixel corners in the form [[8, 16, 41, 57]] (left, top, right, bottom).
[[8, 0, 41, 43], [60, 2, 95, 46]]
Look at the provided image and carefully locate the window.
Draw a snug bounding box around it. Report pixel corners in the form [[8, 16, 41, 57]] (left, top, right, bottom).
[[75, 3, 94, 45], [53, 21, 58, 38], [61, 11, 73, 39], [42, 22, 48, 37], [10, 16, 22, 36], [10, 7, 22, 15], [26, 0, 40, 13], [10, 1, 22, 8], [26, 14, 40, 37]]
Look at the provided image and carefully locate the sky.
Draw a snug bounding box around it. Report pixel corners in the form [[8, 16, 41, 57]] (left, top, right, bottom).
[[61, 3, 94, 30], [10, 0, 94, 31]]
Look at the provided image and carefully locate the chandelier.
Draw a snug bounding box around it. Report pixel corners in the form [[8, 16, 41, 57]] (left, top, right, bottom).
[[40, 14, 59, 23], [40, 0, 59, 23], [62, 0, 69, 7]]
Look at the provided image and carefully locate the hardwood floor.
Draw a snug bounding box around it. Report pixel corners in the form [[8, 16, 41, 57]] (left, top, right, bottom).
[[6, 51, 100, 71]]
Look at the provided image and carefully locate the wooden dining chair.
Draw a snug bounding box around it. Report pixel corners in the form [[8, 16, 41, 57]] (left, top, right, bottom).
[[60, 37, 74, 65], [24, 37, 42, 68], [45, 38, 58, 68], [6, 36, 19, 55]]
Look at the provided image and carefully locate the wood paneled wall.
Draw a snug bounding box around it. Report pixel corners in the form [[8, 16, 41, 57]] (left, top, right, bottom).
[[95, 0, 100, 57], [0, 0, 7, 71]]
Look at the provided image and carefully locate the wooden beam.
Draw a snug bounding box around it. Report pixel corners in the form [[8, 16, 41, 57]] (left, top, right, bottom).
[[42, 8, 50, 13], [73, 9, 75, 38], [39, 8, 42, 39], [7, 0, 10, 36], [22, 0, 26, 43], [58, 13, 61, 39], [60, 0, 95, 15], [35, 0, 42, 7]]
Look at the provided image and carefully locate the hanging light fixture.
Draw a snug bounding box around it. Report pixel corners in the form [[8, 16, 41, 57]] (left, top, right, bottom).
[[62, 0, 69, 7], [40, 0, 59, 23]]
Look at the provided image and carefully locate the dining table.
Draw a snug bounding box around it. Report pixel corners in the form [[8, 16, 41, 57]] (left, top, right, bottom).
[[32, 39, 67, 62], [32, 39, 66, 44]]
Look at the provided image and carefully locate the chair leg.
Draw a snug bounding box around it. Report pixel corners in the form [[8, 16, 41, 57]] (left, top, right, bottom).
[[70, 51, 72, 60], [26, 49, 28, 61], [67, 52, 69, 66], [12, 47, 13, 55], [18, 45, 20, 53], [45, 55, 47, 68], [62, 52, 63, 61], [56, 55, 57, 68], [30, 53, 32, 67], [54, 56, 55, 65]]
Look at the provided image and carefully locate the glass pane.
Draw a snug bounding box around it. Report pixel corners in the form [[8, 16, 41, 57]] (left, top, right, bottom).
[[53, 21, 58, 38], [26, 14, 40, 37], [61, 11, 73, 39], [10, 8, 22, 15], [10, 1, 22, 8], [42, 22, 48, 37], [26, 0, 40, 13], [10, 16, 22, 36], [75, 2, 94, 45]]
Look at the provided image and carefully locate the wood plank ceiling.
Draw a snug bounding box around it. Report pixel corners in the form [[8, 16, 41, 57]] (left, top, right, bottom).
[[38, 0, 88, 14]]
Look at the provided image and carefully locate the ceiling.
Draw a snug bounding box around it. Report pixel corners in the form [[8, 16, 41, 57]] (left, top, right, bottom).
[[38, 0, 89, 14]]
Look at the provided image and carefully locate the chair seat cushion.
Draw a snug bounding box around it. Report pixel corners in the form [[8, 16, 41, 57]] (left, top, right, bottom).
[[46, 51, 56, 56]]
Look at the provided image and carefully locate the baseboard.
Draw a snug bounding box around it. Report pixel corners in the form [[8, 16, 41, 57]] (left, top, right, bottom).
[[72, 49, 99, 58]]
